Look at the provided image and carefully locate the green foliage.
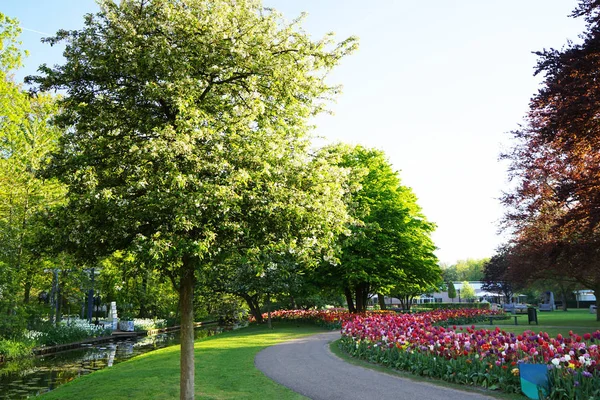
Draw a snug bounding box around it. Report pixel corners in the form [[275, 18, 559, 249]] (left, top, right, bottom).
[[460, 281, 476, 301], [36, 319, 112, 346], [338, 338, 521, 394], [210, 295, 247, 325], [0, 310, 27, 340], [0, 12, 66, 333], [318, 145, 439, 312], [441, 258, 488, 282], [0, 338, 33, 360], [27, 0, 358, 296], [27, 0, 358, 266], [97, 252, 179, 320], [447, 281, 457, 301]]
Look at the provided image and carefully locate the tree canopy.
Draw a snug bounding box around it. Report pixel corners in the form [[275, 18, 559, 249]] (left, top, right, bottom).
[[447, 281, 456, 302], [460, 281, 476, 302], [27, 1, 357, 398], [481, 248, 514, 304], [440, 258, 487, 282], [502, 0, 600, 320], [316, 145, 439, 312], [0, 13, 65, 333]]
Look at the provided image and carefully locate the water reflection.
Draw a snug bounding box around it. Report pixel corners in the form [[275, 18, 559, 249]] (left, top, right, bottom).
[[0, 326, 221, 399]]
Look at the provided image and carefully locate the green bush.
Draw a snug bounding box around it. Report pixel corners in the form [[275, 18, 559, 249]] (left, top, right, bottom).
[[37, 319, 111, 346], [0, 339, 34, 359], [0, 313, 28, 340]]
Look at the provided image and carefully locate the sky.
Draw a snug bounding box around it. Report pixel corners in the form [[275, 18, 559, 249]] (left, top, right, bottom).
[[2, 0, 588, 264]]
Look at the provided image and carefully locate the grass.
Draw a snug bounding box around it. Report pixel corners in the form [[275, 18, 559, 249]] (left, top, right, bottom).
[[40, 322, 326, 400], [471, 308, 600, 337]]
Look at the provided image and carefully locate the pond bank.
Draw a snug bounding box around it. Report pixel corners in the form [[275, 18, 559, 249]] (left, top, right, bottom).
[[31, 320, 217, 357], [0, 323, 223, 400]]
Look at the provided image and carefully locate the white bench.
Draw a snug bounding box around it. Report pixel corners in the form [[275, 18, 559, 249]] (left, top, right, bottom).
[[590, 305, 597, 314]]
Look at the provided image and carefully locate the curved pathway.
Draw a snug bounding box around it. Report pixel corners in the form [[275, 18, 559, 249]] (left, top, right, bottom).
[[255, 331, 497, 400]]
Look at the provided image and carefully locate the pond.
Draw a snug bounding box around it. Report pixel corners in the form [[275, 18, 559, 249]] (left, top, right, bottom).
[[0, 325, 223, 399]]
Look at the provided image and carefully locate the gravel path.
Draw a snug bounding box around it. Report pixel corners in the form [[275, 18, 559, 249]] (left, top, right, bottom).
[[255, 331, 497, 400]]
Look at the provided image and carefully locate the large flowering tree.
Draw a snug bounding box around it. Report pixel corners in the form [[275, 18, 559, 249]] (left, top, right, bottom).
[[26, 1, 357, 398]]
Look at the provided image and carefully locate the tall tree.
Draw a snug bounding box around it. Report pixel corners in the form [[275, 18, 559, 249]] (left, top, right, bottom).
[[482, 248, 514, 304], [317, 145, 439, 313], [460, 281, 476, 302], [447, 281, 457, 302], [0, 13, 64, 323], [206, 149, 351, 323], [26, 1, 357, 398], [502, 0, 600, 320]]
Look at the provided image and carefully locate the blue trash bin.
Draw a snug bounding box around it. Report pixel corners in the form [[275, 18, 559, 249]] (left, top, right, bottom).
[[519, 363, 548, 399]]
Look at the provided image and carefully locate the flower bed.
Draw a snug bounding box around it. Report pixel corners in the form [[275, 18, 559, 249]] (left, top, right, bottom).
[[256, 308, 600, 398], [340, 312, 600, 399], [253, 309, 356, 329]]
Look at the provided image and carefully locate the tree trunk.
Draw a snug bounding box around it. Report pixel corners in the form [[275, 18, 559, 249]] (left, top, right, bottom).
[[179, 256, 196, 400], [560, 291, 568, 311], [240, 293, 263, 323], [355, 287, 364, 313], [23, 267, 34, 304], [377, 293, 386, 310], [344, 287, 356, 313], [139, 273, 149, 318], [267, 296, 272, 330]]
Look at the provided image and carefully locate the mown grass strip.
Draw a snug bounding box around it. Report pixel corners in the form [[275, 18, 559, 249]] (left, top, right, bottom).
[[41, 323, 325, 400]]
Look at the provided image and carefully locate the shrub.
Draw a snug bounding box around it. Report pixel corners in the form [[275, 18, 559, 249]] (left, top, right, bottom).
[[0, 339, 34, 359], [133, 318, 167, 331], [37, 318, 112, 346]]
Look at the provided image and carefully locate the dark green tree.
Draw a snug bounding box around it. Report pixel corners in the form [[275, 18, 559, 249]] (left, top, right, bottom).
[[482, 248, 514, 304], [447, 281, 457, 302]]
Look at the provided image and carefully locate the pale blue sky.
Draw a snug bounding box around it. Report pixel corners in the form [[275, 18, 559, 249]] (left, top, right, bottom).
[[2, 1, 587, 263]]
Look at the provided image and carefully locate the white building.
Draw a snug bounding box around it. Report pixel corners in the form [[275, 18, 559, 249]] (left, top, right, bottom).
[[574, 290, 597, 302]]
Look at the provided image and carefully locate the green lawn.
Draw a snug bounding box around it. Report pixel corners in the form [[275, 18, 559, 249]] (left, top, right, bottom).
[[41, 323, 325, 400], [472, 308, 600, 337]]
